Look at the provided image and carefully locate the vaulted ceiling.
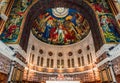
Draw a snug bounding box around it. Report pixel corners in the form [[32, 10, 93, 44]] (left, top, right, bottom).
[[21, 0, 103, 51]]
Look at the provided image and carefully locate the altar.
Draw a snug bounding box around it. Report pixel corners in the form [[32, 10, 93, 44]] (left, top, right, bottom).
[[46, 81, 80, 83]]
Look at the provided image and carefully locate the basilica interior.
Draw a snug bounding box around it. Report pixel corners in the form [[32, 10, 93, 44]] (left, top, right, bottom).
[[0, 0, 120, 83]]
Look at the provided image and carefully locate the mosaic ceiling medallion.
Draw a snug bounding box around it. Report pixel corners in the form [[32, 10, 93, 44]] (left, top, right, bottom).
[[52, 7, 68, 18], [32, 7, 90, 45]]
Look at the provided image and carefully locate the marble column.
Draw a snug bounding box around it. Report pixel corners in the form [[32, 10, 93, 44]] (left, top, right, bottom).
[[8, 61, 15, 82]]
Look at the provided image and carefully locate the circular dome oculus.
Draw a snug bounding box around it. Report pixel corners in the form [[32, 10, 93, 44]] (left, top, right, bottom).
[[32, 7, 90, 45]]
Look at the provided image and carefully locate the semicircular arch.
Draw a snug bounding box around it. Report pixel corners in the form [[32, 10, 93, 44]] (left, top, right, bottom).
[[20, 0, 103, 51]]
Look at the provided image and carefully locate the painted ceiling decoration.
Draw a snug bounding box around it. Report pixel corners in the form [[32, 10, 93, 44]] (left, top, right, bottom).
[[32, 8, 90, 45], [0, 0, 120, 47]]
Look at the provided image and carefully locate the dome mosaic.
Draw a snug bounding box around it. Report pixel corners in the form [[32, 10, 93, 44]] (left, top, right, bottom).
[[32, 7, 90, 45]]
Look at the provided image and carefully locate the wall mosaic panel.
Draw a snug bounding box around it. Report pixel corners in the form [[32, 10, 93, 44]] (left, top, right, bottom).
[[0, 0, 33, 43], [89, 0, 120, 43]]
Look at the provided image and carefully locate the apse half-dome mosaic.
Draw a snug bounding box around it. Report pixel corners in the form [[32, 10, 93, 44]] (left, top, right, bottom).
[[32, 7, 90, 45]]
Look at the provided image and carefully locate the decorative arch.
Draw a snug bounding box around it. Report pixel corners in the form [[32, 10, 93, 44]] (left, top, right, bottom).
[[20, 0, 103, 51]]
